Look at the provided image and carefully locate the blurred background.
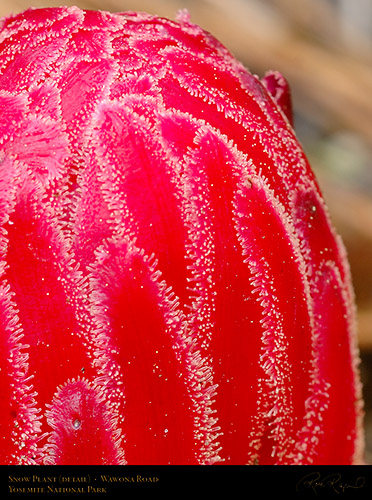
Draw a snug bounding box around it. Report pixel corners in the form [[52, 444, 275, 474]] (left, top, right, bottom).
[[1, 0, 372, 463]]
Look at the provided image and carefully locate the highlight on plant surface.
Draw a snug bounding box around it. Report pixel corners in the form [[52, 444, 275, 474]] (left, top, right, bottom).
[[0, 6, 364, 465]]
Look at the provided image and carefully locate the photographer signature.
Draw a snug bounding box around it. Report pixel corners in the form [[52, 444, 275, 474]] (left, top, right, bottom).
[[296, 471, 366, 495]]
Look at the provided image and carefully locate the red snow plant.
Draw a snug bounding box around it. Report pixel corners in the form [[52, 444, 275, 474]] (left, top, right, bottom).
[[0, 6, 364, 465]]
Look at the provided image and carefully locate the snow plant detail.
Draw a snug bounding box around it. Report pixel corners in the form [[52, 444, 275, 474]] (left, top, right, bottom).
[[0, 6, 364, 465]]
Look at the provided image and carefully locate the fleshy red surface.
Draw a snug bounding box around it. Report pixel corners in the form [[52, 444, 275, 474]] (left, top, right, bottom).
[[0, 6, 364, 465]]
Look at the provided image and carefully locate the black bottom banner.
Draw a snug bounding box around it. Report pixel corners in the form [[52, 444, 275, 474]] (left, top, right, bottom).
[[2, 464, 371, 498]]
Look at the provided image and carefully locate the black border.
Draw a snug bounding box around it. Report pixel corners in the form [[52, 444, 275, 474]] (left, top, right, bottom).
[[2, 465, 372, 498]]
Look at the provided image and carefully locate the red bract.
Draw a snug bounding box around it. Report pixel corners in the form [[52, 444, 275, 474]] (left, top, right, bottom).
[[0, 6, 364, 465]]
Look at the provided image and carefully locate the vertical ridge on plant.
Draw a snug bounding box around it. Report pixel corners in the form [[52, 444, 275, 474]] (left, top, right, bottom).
[[0, 6, 364, 465]]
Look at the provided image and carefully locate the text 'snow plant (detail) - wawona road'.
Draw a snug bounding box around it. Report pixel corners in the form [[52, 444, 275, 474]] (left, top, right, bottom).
[[0, 6, 364, 465]]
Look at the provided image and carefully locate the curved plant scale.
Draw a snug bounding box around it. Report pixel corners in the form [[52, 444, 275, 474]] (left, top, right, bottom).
[[0, 6, 364, 465]]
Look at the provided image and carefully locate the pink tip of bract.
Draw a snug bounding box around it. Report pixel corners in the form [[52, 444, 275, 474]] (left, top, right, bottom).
[[44, 378, 124, 465], [261, 70, 293, 125], [176, 9, 191, 24], [0, 6, 364, 465]]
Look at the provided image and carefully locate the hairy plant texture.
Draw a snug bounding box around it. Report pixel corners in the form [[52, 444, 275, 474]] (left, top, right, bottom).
[[0, 6, 364, 465]]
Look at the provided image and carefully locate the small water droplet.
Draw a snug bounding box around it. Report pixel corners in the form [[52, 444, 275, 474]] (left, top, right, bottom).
[[73, 418, 81, 430]]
